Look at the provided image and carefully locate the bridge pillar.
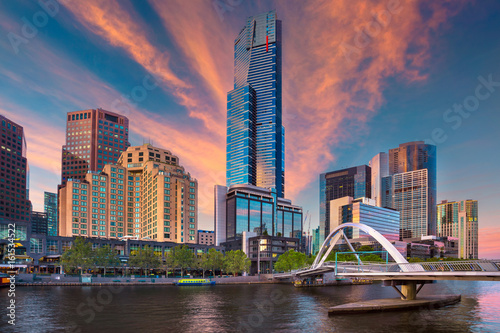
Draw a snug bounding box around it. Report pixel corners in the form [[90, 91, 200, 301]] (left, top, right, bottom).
[[401, 283, 417, 301]]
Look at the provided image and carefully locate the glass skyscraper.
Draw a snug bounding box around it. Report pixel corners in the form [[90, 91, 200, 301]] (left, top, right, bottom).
[[44, 192, 58, 236], [319, 165, 371, 245], [226, 10, 284, 198]]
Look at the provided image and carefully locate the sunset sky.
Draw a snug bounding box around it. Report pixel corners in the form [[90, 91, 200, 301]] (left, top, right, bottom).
[[0, 0, 499, 258]]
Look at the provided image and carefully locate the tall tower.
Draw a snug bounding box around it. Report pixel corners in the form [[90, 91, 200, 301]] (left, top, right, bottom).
[[0, 115, 31, 223], [226, 10, 284, 197], [61, 108, 130, 186], [387, 141, 437, 237]]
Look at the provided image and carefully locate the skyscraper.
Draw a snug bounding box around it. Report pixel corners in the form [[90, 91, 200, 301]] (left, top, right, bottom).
[[0, 115, 31, 223], [226, 10, 284, 198], [61, 108, 130, 186], [437, 199, 478, 259], [369, 152, 389, 207], [382, 141, 437, 238], [319, 165, 371, 244], [44, 192, 58, 236]]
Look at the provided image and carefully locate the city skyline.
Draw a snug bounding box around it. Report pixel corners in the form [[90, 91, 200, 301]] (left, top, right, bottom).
[[0, 1, 499, 258]]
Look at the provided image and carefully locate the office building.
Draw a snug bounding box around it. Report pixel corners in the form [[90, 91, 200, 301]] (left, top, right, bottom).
[[61, 108, 129, 186], [59, 144, 197, 244], [437, 199, 478, 259], [216, 184, 302, 241], [31, 211, 48, 235], [0, 115, 31, 223], [226, 10, 284, 198], [312, 227, 320, 255], [198, 230, 214, 245], [319, 165, 371, 244], [369, 152, 389, 207], [44, 192, 58, 236], [388, 141, 437, 237], [328, 196, 399, 241]]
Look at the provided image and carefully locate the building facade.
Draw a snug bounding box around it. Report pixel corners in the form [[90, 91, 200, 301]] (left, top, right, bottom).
[[198, 230, 214, 245], [328, 197, 400, 241], [44, 192, 58, 236], [387, 141, 437, 237], [226, 10, 284, 198], [31, 211, 48, 235], [319, 165, 371, 245], [437, 199, 478, 259], [0, 115, 31, 223], [59, 144, 198, 244], [217, 184, 302, 241], [61, 108, 130, 186], [369, 152, 389, 207]]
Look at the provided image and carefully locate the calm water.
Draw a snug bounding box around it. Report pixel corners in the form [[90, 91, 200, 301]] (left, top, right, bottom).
[[1, 281, 499, 332]]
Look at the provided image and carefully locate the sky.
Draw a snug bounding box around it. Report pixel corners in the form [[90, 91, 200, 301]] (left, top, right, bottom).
[[0, 0, 499, 258]]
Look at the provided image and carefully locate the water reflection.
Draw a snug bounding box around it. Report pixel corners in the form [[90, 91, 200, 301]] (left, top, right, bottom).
[[0, 281, 498, 332]]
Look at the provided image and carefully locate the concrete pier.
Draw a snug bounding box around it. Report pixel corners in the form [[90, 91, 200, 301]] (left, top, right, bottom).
[[328, 295, 461, 315]]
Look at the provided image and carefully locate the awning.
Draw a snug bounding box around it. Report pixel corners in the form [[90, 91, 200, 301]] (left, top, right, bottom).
[[44, 255, 61, 258]]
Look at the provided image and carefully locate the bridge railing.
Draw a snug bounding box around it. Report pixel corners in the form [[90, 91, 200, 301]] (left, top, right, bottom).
[[333, 260, 500, 274]]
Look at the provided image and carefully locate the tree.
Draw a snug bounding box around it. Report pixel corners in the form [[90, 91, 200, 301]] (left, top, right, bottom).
[[207, 248, 224, 278], [274, 249, 308, 272], [95, 245, 120, 276], [224, 250, 251, 276], [195, 253, 211, 278], [129, 246, 161, 276], [163, 252, 175, 278], [172, 245, 194, 277], [61, 237, 93, 275], [357, 245, 374, 252]]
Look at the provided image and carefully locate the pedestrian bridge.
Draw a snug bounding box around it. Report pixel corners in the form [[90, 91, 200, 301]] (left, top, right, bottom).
[[275, 222, 500, 281], [274, 223, 500, 299]]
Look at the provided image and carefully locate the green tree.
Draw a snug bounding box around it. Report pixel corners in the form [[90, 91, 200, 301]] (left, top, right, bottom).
[[163, 251, 175, 278], [129, 246, 161, 276], [61, 237, 93, 275], [357, 245, 374, 252], [195, 253, 211, 278], [224, 250, 251, 276], [94, 245, 120, 276], [274, 249, 308, 272], [172, 245, 194, 277], [207, 248, 224, 278]]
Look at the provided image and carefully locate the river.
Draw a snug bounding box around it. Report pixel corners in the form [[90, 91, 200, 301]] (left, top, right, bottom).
[[1, 281, 499, 332]]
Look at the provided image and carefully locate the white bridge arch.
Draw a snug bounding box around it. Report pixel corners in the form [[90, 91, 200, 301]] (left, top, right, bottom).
[[312, 223, 408, 269]]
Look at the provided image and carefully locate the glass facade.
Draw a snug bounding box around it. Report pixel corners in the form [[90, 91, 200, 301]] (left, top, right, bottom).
[[388, 141, 437, 236], [44, 192, 58, 236], [225, 187, 302, 241], [226, 10, 284, 197], [226, 85, 257, 187], [319, 165, 371, 244]]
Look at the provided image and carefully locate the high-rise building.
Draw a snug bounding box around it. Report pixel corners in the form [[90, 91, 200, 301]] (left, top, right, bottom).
[[226, 10, 284, 198], [328, 196, 400, 241], [312, 227, 320, 255], [369, 152, 389, 207], [59, 144, 198, 243], [44, 192, 58, 236], [437, 199, 478, 259], [319, 165, 371, 245], [0, 115, 31, 224], [30, 211, 48, 235], [382, 141, 437, 238], [61, 108, 129, 186]]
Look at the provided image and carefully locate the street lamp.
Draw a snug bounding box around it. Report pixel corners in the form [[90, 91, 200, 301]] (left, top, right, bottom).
[[257, 238, 263, 279]]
